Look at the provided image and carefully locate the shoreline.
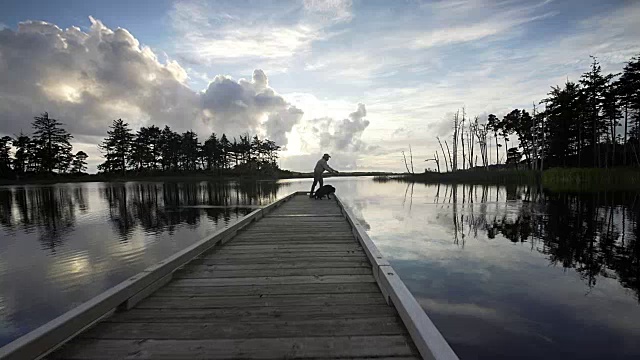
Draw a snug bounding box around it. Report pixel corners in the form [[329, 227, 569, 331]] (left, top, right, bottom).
[[0, 171, 397, 186], [374, 167, 640, 191]]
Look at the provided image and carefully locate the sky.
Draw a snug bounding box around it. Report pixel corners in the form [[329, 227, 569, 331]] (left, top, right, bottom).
[[1, 0, 639, 173]]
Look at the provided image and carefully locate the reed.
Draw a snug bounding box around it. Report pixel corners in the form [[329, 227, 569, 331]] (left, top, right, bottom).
[[542, 167, 640, 191]]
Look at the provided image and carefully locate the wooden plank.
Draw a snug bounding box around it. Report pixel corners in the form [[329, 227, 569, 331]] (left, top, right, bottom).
[[212, 246, 364, 254], [156, 282, 380, 297], [227, 239, 358, 245], [199, 252, 367, 260], [51, 335, 418, 359], [175, 261, 371, 271], [109, 304, 398, 322], [136, 293, 387, 309], [238, 229, 352, 234], [79, 317, 406, 339], [219, 244, 363, 251], [173, 266, 373, 279], [265, 214, 344, 218], [230, 235, 357, 241], [192, 256, 370, 265], [172, 275, 376, 286]]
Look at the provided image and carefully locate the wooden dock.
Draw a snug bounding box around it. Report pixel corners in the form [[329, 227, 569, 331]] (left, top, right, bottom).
[[0, 192, 458, 360]]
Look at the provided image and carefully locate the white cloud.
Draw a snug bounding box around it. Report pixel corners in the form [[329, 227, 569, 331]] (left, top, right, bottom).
[[0, 17, 302, 155], [199, 69, 303, 141], [170, 0, 352, 65]]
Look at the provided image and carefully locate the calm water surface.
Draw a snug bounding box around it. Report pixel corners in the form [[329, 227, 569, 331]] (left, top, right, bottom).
[[1, 177, 639, 359]]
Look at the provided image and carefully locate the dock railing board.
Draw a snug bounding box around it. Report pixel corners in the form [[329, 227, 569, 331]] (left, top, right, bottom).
[[0, 192, 298, 360], [334, 194, 459, 360]]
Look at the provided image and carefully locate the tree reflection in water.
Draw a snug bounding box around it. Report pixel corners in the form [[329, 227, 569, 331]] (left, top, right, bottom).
[[398, 181, 640, 302], [100, 181, 287, 240], [0, 186, 77, 252], [0, 181, 289, 246]]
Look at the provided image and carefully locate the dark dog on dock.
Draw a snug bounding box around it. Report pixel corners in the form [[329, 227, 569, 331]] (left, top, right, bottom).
[[313, 185, 336, 200]]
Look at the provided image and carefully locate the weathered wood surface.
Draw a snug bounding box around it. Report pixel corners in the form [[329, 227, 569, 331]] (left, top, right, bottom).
[[50, 194, 421, 359]]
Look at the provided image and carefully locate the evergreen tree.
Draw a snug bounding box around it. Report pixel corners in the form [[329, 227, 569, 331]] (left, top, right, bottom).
[[130, 125, 162, 171], [618, 53, 640, 159], [0, 136, 12, 176], [70, 151, 88, 173], [159, 126, 181, 171], [12, 133, 30, 174], [180, 131, 199, 171], [98, 119, 133, 174], [579, 56, 616, 167], [31, 112, 73, 173], [202, 133, 220, 171], [220, 134, 230, 170], [541, 81, 582, 167], [487, 114, 501, 164]]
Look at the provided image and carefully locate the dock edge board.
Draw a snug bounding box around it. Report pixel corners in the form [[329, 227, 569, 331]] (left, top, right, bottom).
[[334, 194, 459, 360], [0, 192, 298, 360]]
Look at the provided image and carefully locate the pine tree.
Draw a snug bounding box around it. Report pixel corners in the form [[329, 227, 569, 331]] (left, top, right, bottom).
[[70, 151, 88, 173], [202, 133, 219, 171], [31, 112, 73, 173], [98, 119, 133, 174], [487, 114, 501, 164], [12, 133, 31, 174], [579, 56, 616, 167], [180, 131, 199, 171], [0, 136, 12, 177], [159, 126, 181, 171]]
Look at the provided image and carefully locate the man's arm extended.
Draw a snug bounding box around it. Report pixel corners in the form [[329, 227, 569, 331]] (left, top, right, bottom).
[[323, 161, 338, 173]]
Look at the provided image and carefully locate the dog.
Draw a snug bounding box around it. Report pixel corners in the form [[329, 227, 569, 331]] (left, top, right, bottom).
[[313, 185, 336, 200]]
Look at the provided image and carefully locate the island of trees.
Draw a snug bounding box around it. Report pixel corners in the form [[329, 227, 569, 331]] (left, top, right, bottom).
[[0, 115, 285, 181]]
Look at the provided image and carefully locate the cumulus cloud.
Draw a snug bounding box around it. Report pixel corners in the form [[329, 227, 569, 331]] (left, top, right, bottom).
[[310, 103, 370, 152], [284, 103, 372, 171], [265, 107, 304, 148], [199, 69, 303, 142], [0, 17, 198, 137], [0, 18, 301, 147]]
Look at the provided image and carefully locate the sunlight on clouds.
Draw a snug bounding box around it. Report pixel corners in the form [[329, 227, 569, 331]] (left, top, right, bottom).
[[41, 84, 83, 103]]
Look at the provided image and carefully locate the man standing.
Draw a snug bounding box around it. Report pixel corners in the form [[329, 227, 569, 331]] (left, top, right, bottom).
[[311, 153, 338, 197]]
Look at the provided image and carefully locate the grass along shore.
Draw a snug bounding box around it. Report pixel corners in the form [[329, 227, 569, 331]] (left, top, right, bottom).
[[375, 167, 640, 191]]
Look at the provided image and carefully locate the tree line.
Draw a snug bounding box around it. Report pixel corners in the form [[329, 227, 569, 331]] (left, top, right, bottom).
[[0, 113, 87, 178], [97, 119, 282, 175], [0, 115, 283, 179], [431, 53, 640, 171]]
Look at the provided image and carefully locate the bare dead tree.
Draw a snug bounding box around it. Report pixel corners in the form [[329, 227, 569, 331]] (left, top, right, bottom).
[[437, 136, 450, 172], [401, 151, 411, 173], [409, 144, 415, 174], [452, 110, 459, 171], [467, 120, 475, 169], [425, 152, 440, 173], [532, 102, 538, 171], [460, 109, 466, 170], [540, 112, 545, 171], [445, 140, 453, 171], [472, 116, 489, 169]]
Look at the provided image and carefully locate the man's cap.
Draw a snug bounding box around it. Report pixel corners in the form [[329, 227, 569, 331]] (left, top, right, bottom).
[[323, 153, 331, 158]]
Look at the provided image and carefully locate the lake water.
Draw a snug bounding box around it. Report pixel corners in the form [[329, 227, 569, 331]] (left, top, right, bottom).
[[1, 177, 639, 359]]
